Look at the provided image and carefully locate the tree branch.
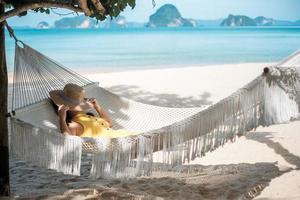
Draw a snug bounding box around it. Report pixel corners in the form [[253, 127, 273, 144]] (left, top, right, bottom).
[[0, 2, 82, 23], [77, 0, 91, 16], [91, 0, 105, 15]]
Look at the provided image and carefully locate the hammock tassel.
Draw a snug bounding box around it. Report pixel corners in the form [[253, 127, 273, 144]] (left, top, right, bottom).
[[11, 118, 82, 176]]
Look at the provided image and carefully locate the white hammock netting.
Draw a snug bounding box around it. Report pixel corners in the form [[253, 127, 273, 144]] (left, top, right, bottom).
[[10, 43, 300, 178]]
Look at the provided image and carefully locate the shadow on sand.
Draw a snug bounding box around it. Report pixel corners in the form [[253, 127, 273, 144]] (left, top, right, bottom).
[[11, 157, 282, 200], [245, 131, 300, 169], [106, 84, 213, 107]]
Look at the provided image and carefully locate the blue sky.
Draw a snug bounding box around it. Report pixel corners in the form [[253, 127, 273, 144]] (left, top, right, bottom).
[[8, 0, 300, 26]]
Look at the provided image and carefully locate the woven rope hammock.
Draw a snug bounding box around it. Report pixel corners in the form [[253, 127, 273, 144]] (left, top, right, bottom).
[[9, 40, 300, 178]]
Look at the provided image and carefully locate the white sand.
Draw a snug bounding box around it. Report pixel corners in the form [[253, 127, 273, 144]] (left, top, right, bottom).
[[10, 62, 300, 199], [86, 63, 270, 106]]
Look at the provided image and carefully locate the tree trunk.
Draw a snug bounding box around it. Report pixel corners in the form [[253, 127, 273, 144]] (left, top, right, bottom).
[[0, 3, 10, 197]]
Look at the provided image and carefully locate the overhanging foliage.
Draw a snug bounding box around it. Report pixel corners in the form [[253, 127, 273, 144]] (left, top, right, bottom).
[[0, 0, 139, 22]]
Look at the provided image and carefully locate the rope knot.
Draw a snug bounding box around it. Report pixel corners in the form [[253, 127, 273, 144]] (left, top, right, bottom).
[[3, 21, 20, 43]]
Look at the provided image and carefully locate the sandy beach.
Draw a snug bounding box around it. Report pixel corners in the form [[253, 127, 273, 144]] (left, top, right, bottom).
[[9, 62, 300, 199]]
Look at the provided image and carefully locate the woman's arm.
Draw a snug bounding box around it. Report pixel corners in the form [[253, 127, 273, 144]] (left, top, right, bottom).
[[58, 105, 72, 135], [88, 98, 113, 127], [95, 104, 113, 128]]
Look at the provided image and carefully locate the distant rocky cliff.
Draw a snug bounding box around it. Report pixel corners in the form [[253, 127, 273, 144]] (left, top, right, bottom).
[[146, 4, 194, 27], [254, 16, 274, 26], [98, 16, 129, 28], [221, 15, 256, 26], [37, 21, 50, 29], [53, 15, 135, 28], [221, 14, 300, 26], [54, 16, 95, 28], [38, 10, 300, 29]]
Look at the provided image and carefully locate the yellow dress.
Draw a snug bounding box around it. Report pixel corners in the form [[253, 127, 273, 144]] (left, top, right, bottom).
[[72, 113, 137, 138]]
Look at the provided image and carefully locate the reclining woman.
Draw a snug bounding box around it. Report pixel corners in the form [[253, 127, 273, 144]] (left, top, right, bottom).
[[49, 83, 131, 138]]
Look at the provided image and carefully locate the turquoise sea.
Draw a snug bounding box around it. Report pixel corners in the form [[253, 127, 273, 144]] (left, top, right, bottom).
[[5, 27, 300, 73]]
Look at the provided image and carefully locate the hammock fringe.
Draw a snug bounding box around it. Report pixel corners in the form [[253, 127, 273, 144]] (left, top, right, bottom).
[[11, 118, 82, 176], [89, 73, 299, 178]]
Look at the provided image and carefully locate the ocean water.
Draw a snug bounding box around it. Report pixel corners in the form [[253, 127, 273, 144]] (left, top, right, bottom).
[[5, 27, 300, 73]]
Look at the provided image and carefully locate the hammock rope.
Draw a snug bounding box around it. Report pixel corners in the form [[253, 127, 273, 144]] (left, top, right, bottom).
[[8, 38, 300, 178], [12, 44, 92, 111]]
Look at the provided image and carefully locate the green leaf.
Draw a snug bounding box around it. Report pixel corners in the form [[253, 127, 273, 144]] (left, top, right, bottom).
[[5, 4, 12, 9], [118, 1, 127, 11], [113, 7, 120, 16], [18, 11, 28, 17], [127, 0, 136, 8], [108, 8, 114, 16]]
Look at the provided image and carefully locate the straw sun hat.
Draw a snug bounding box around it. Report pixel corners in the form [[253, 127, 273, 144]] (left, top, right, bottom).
[[49, 83, 92, 111]]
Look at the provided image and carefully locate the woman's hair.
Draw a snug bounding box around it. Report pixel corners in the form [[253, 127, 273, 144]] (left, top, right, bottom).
[[50, 99, 94, 124]]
